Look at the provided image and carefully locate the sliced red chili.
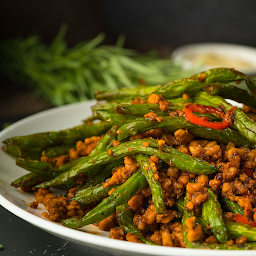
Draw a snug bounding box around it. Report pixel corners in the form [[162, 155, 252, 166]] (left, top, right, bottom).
[[233, 214, 256, 227], [185, 104, 234, 130]]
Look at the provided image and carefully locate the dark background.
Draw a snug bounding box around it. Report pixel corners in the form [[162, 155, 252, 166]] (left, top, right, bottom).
[[1, 0, 256, 118], [1, 1, 256, 255]]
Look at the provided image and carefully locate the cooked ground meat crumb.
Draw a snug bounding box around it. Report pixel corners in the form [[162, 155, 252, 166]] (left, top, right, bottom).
[[41, 135, 102, 165], [144, 112, 162, 122], [103, 156, 139, 188], [27, 126, 256, 247], [109, 228, 125, 240], [34, 188, 85, 221]]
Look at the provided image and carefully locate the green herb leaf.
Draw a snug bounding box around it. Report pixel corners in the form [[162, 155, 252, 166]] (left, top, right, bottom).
[[0, 24, 198, 106]]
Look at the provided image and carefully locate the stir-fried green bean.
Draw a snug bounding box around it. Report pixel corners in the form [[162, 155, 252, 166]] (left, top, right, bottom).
[[116, 204, 157, 245], [226, 221, 256, 242], [7, 67, 256, 250], [222, 196, 244, 215], [135, 154, 165, 214], [202, 188, 227, 243], [152, 68, 255, 99], [96, 109, 138, 126], [203, 83, 256, 108], [62, 169, 146, 228], [35, 138, 217, 189], [95, 84, 161, 101], [11, 172, 53, 188], [174, 196, 212, 235], [195, 91, 256, 144], [72, 183, 117, 205], [3, 144, 42, 160], [116, 115, 255, 148], [4, 121, 111, 149], [182, 192, 196, 248]]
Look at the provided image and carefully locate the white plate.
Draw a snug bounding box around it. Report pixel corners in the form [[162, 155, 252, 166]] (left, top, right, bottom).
[[0, 100, 255, 256], [171, 43, 256, 75]]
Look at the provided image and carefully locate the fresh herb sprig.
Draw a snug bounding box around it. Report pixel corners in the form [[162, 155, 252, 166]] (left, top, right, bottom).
[[0, 25, 196, 106]]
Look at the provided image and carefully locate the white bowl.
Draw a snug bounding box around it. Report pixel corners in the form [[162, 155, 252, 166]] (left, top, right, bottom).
[[171, 43, 256, 75]]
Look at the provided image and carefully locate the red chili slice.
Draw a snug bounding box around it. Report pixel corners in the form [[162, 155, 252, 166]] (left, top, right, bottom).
[[185, 104, 235, 130], [233, 214, 256, 227]]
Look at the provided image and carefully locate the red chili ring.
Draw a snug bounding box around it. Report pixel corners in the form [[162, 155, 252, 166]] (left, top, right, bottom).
[[184, 104, 232, 130]]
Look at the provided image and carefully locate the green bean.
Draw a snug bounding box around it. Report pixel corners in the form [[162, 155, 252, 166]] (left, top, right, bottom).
[[16, 155, 116, 190], [92, 101, 125, 118], [3, 121, 111, 149], [202, 188, 227, 243], [62, 169, 147, 228], [16, 165, 50, 176], [89, 125, 118, 156], [243, 73, 256, 95], [35, 138, 216, 189], [226, 220, 256, 242], [222, 196, 244, 215], [91, 98, 133, 117], [195, 91, 256, 145], [161, 145, 216, 174], [96, 109, 138, 126], [86, 158, 123, 181], [174, 196, 212, 235], [182, 192, 196, 248], [170, 97, 193, 109], [135, 154, 165, 214], [76, 161, 121, 191], [192, 95, 215, 107], [72, 183, 117, 205], [174, 196, 185, 214], [16, 157, 83, 174], [116, 115, 255, 148], [11, 172, 52, 188], [42, 145, 75, 158], [116, 101, 221, 120], [16, 158, 51, 172], [94, 84, 161, 101], [65, 148, 122, 191], [3, 144, 42, 160], [116, 204, 157, 245], [153, 68, 253, 99], [34, 139, 159, 188], [182, 190, 256, 249], [203, 83, 256, 108], [106, 97, 191, 117], [81, 126, 119, 179], [115, 103, 176, 116]]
